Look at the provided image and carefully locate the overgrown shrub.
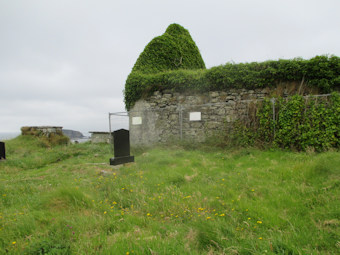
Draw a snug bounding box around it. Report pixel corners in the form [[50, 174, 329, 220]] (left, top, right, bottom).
[[124, 52, 340, 110], [227, 92, 340, 151], [125, 23, 206, 110], [39, 133, 70, 147], [20, 127, 69, 147], [131, 23, 206, 74]]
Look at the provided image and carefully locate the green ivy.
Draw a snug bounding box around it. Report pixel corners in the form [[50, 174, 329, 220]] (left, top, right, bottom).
[[275, 95, 306, 150], [230, 92, 340, 151], [125, 53, 340, 110], [257, 99, 275, 143], [125, 23, 206, 110]]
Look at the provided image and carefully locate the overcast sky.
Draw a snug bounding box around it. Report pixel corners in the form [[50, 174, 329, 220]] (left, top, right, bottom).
[[1, 0, 340, 134]]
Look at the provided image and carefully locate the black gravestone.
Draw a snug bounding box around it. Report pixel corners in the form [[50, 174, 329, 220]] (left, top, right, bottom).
[[110, 129, 134, 165], [0, 142, 5, 160]]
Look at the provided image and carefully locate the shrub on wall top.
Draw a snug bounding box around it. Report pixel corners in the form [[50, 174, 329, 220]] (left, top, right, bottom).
[[124, 23, 340, 110], [131, 23, 206, 74], [124, 23, 206, 110]]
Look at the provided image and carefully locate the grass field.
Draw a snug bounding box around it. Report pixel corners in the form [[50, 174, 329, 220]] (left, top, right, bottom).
[[0, 136, 339, 254]]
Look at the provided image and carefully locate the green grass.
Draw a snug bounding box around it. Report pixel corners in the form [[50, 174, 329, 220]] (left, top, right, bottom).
[[0, 136, 339, 254]]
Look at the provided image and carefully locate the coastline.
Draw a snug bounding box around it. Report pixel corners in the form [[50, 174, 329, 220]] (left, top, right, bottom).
[[0, 132, 20, 141]]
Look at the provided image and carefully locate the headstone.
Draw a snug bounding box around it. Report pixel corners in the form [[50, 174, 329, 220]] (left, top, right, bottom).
[[0, 142, 6, 160], [110, 129, 134, 165]]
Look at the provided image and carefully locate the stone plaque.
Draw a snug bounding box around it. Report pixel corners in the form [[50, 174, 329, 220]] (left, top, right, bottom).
[[110, 129, 134, 165], [189, 112, 201, 121], [0, 142, 5, 160], [132, 117, 142, 125]]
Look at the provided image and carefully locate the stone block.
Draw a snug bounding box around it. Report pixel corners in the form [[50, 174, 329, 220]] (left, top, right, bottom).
[[210, 91, 219, 98]]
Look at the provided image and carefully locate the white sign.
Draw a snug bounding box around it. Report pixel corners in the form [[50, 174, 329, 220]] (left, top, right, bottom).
[[189, 112, 201, 121], [132, 117, 142, 125]]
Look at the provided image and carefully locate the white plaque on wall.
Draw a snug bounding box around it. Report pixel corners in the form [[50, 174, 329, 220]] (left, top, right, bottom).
[[189, 112, 201, 121], [132, 117, 142, 125]]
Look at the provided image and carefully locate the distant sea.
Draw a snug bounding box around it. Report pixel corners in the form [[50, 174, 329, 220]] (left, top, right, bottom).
[[0, 132, 91, 143], [0, 132, 20, 141]]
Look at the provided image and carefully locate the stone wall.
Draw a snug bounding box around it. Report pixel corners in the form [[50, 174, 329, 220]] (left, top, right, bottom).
[[90, 132, 113, 144], [129, 88, 271, 146], [21, 126, 63, 136]]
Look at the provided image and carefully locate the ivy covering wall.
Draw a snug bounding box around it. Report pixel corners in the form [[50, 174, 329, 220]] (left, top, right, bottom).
[[228, 92, 340, 151], [125, 23, 206, 110], [125, 52, 340, 110]]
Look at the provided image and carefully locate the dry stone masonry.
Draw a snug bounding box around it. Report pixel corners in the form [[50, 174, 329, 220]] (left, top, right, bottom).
[[21, 126, 63, 136], [129, 88, 270, 146], [89, 132, 113, 144]]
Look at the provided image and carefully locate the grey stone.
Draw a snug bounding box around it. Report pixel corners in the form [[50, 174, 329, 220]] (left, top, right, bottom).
[[128, 88, 278, 146]]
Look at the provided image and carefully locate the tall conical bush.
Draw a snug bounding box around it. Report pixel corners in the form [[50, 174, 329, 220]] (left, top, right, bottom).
[[124, 23, 206, 109]]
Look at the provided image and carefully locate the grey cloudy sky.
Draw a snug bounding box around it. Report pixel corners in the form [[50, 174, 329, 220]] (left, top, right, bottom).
[[1, 0, 339, 134]]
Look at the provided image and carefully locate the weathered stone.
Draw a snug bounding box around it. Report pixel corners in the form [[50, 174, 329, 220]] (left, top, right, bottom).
[[226, 100, 236, 106], [207, 122, 219, 129], [129, 88, 281, 146], [210, 91, 219, 98], [211, 97, 219, 103], [89, 132, 113, 144], [217, 108, 226, 115]]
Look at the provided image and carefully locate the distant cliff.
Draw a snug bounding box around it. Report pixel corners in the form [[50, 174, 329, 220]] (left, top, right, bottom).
[[62, 129, 84, 139]]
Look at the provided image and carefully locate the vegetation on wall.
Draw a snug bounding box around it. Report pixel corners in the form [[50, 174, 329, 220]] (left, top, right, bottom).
[[20, 127, 69, 147], [124, 24, 339, 151], [125, 23, 206, 110], [131, 23, 206, 74], [125, 54, 340, 110], [226, 92, 340, 151]]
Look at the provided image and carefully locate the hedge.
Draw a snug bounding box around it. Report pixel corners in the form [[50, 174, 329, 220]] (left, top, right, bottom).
[[125, 55, 340, 110], [124, 23, 340, 110], [131, 23, 206, 74]]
